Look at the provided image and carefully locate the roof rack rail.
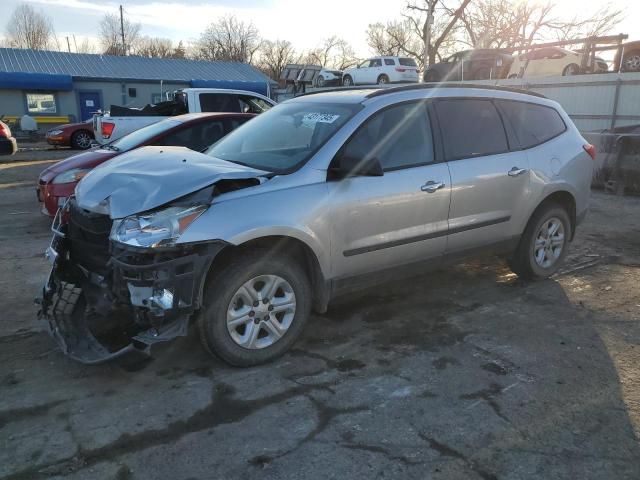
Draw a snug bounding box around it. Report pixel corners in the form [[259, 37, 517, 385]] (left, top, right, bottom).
[[294, 85, 384, 98], [365, 82, 547, 99]]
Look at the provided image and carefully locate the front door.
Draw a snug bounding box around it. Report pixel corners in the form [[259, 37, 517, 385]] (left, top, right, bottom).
[[78, 91, 102, 122], [327, 101, 451, 278], [434, 98, 530, 253]]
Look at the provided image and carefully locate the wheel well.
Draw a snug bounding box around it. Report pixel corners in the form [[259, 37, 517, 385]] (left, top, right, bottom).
[[532, 191, 577, 239], [205, 236, 329, 314]]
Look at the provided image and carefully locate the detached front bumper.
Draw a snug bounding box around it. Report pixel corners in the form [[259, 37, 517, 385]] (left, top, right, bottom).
[[38, 212, 225, 364]]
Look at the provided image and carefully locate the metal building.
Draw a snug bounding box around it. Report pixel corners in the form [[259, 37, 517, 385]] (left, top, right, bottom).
[[0, 48, 273, 128]]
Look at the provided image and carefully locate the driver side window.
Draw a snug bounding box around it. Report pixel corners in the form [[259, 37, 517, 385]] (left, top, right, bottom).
[[341, 102, 434, 171]]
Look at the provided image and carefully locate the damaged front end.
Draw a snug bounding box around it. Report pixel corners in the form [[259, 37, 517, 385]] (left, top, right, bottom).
[[37, 199, 225, 364]]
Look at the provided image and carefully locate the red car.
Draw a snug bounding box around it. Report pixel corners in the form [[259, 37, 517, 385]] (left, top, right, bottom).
[[46, 121, 96, 150], [37, 112, 255, 216]]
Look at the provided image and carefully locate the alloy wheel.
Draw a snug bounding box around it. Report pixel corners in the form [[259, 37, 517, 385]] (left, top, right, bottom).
[[532, 217, 565, 269], [624, 55, 640, 72], [226, 275, 296, 349], [75, 132, 92, 149]]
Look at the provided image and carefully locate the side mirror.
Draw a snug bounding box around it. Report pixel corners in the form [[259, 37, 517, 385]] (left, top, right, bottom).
[[330, 155, 384, 178]]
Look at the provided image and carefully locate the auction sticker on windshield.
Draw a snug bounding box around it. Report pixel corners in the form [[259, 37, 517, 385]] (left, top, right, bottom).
[[302, 113, 340, 124]]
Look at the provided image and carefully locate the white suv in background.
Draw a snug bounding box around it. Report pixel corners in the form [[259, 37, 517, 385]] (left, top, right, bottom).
[[342, 56, 419, 86]]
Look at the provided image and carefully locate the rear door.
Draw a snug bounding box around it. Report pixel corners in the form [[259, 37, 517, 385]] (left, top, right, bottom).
[[434, 98, 530, 252], [328, 101, 451, 278]]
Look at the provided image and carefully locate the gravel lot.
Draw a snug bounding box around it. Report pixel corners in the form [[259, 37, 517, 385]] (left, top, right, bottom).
[[1, 157, 639, 480]]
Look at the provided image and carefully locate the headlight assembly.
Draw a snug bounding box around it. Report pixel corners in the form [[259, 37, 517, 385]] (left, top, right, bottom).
[[48, 129, 64, 136], [110, 204, 207, 248], [52, 168, 90, 184]]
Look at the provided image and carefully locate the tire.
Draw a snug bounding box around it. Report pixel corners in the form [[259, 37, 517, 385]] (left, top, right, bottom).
[[508, 203, 572, 280], [377, 74, 389, 85], [622, 51, 640, 72], [508, 74, 518, 79], [425, 70, 440, 83], [562, 63, 580, 76], [342, 75, 353, 86], [198, 249, 311, 366], [316, 75, 325, 87], [71, 130, 93, 150]]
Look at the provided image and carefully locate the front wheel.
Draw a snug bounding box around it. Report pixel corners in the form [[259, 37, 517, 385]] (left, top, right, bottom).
[[342, 75, 353, 86], [562, 63, 580, 76], [316, 75, 325, 87], [508, 204, 571, 280], [377, 74, 389, 85], [198, 250, 311, 366]]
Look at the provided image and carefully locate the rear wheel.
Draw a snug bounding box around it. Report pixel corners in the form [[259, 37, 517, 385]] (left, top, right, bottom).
[[342, 75, 353, 86], [622, 51, 640, 72], [198, 250, 311, 366], [71, 130, 93, 150], [562, 63, 580, 76], [508, 204, 571, 280]]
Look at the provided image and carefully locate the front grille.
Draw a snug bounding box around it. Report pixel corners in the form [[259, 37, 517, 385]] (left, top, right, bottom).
[[68, 199, 113, 273]]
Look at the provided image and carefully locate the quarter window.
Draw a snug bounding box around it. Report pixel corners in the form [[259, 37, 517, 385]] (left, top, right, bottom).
[[26, 93, 56, 114], [435, 99, 508, 160], [384, 59, 396, 66], [342, 102, 434, 171], [497, 100, 566, 149]]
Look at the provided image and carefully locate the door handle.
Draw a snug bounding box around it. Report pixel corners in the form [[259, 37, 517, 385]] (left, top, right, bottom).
[[508, 167, 528, 177], [421, 180, 445, 193]]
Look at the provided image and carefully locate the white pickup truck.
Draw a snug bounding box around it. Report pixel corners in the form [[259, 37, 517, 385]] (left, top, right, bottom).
[[92, 88, 276, 145]]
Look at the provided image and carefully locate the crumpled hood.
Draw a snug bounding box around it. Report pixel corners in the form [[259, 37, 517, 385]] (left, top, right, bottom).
[[75, 146, 269, 219]]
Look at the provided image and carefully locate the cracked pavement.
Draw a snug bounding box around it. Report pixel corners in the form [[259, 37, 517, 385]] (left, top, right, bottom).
[[1, 158, 640, 479]]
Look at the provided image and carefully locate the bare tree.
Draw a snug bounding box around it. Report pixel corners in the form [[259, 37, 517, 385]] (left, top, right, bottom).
[[305, 36, 357, 69], [257, 39, 298, 79], [5, 3, 55, 50], [195, 15, 261, 63], [367, 20, 425, 66], [99, 11, 141, 56], [75, 36, 96, 54], [405, 0, 472, 74], [135, 37, 174, 58], [457, 0, 623, 51]]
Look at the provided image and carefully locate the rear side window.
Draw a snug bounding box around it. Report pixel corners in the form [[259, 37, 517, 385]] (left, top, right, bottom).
[[497, 100, 566, 149], [435, 99, 508, 160], [384, 59, 395, 66], [199, 94, 241, 113], [399, 58, 417, 67], [342, 102, 434, 171]]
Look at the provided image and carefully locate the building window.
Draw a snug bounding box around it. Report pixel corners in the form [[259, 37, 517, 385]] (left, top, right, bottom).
[[128, 87, 137, 98], [26, 93, 57, 114]]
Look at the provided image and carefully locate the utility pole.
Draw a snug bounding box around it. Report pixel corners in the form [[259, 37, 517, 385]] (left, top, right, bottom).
[[66, 36, 71, 53], [119, 5, 126, 56]]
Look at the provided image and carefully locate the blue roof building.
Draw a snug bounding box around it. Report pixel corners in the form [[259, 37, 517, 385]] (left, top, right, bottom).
[[0, 48, 272, 126]]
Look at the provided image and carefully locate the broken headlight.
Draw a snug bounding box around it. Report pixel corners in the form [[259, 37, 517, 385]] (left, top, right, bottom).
[[110, 204, 207, 248]]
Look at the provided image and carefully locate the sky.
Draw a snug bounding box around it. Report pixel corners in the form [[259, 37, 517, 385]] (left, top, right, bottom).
[[2, 0, 639, 57]]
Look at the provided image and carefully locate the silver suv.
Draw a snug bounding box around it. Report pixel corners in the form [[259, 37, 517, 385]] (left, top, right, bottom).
[[40, 84, 594, 366]]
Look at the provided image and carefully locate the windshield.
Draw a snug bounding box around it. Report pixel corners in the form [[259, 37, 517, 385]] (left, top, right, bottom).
[[108, 119, 181, 152], [205, 102, 362, 173]]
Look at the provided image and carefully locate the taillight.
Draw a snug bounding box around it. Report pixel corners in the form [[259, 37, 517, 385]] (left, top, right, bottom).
[[583, 143, 596, 160], [0, 122, 10, 138], [101, 122, 115, 139], [395, 67, 407, 72]]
